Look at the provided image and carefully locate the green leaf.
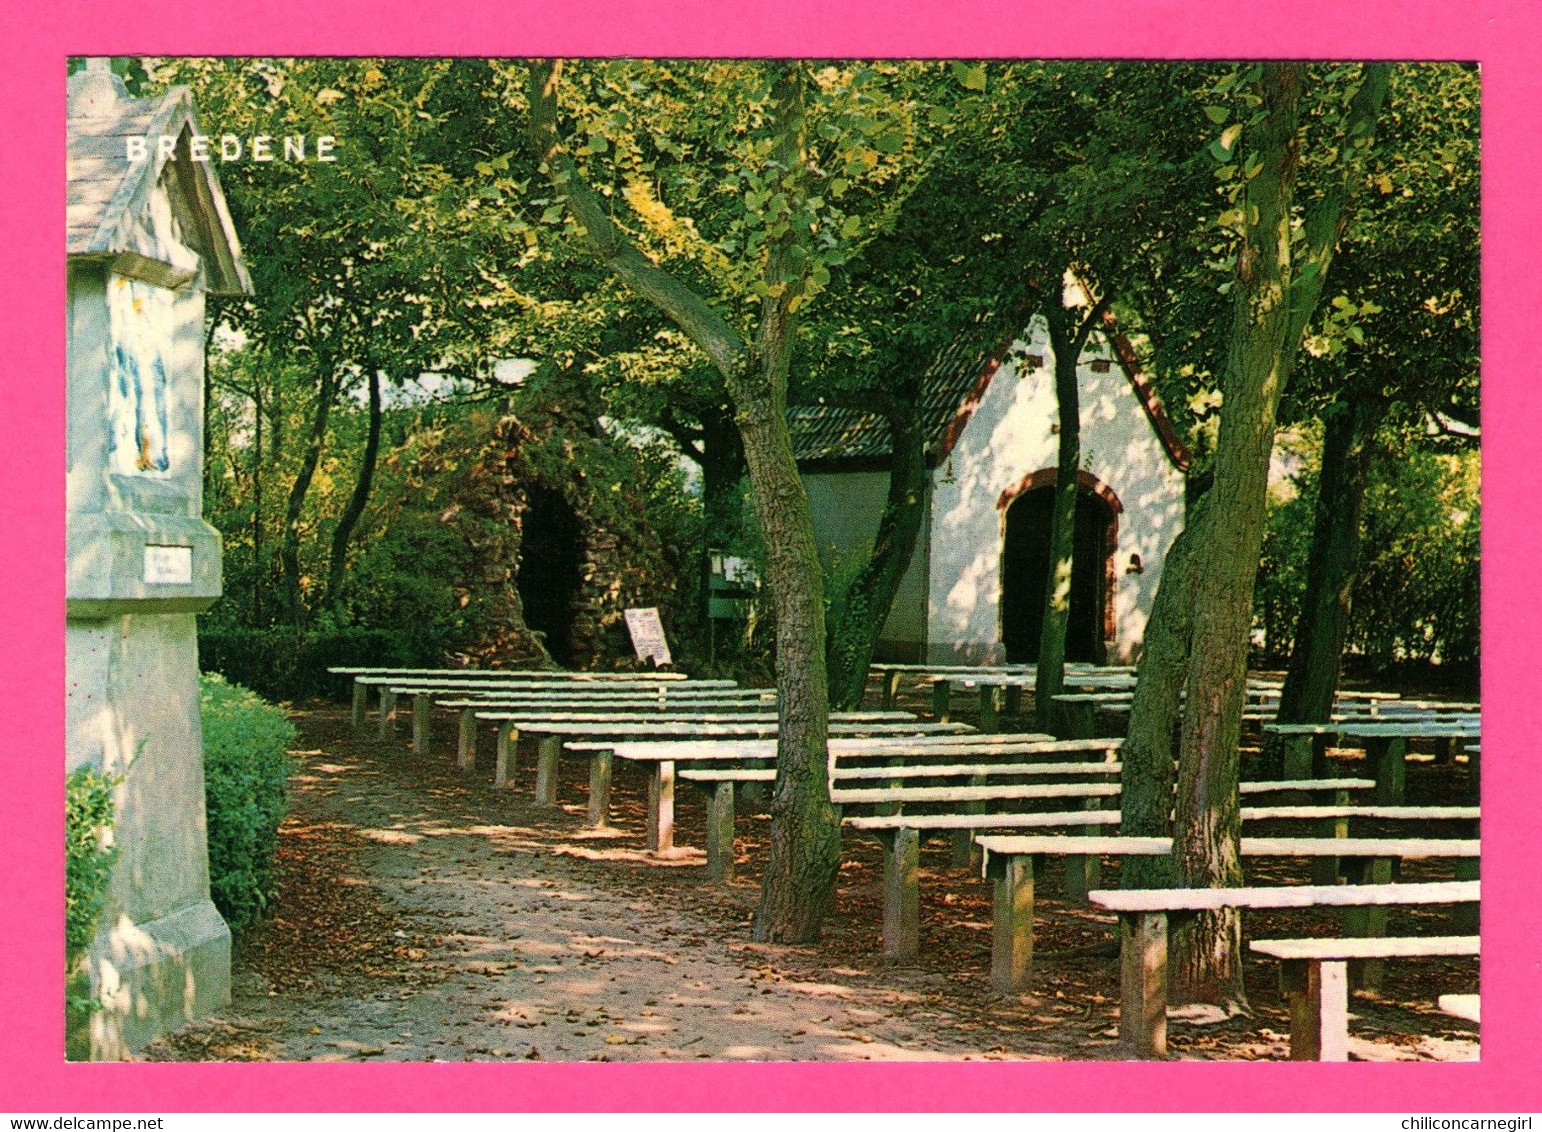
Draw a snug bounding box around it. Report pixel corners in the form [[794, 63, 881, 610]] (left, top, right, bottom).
[[840, 215, 862, 239], [1203, 105, 1230, 124], [951, 61, 986, 92]]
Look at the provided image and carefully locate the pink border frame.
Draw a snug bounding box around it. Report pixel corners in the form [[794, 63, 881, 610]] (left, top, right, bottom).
[[6, 0, 1538, 1112]]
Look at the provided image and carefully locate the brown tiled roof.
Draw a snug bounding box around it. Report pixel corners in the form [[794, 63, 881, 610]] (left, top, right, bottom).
[[789, 309, 1024, 466], [789, 308, 1191, 472]]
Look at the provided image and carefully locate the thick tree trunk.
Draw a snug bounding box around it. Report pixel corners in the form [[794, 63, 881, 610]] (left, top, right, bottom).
[[1119, 64, 1387, 1012], [281, 363, 338, 622], [1119, 64, 1307, 1013], [527, 58, 842, 940], [826, 398, 928, 710], [1167, 63, 1310, 1012], [322, 362, 384, 610], [1259, 398, 1382, 774], [736, 385, 841, 942]]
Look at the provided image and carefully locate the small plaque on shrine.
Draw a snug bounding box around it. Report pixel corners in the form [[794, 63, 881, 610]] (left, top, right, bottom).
[[143, 544, 193, 584]]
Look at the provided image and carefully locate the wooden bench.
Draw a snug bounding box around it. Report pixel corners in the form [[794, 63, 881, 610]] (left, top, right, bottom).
[[1437, 993, 1481, 1024], [983, 838, 1478, 1001], [1251, 934, 1480, 1060], [447, 706, 914, 766], [512, 718, 968, 845], [867, 663, 1135, 710], [367, 676, 737, 744], [1264, 720, 1480, 801], [440, 690, 776, 766], [678, 756, 1128, 882], [329, 665, 696, 725]]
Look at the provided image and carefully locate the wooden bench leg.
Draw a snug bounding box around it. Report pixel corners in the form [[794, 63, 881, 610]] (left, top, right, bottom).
[[990, 854, 1036, 993], [1312, 808, 1348, 886], [586, 751, 613, 827], [931, 679, 952, 722], [351, 681, 368, 729], [1341, 856, 1393, 990], [882, 670, 902, 711], [1063, 798, 1106, 903], [950, 773, 986, 868], [1281, 735, 1315, 780], [535, 736, 562, 805], [1057, 701, 1093, 741], [646, 760, 676, 852], [705, 781, 736, 883], [1369, 737, 1407, 804], [1119, 910, 1168, 1059], [493, 725, 518, 788], [1281, 958, 1350, 1061], [880, 828, 920, 961], [378, 690, 397, 741], [456, 708, 477, 770], [1454, 857, 1479, 933], [980, 685, 1003, 733], [412, 692, 431, 755]]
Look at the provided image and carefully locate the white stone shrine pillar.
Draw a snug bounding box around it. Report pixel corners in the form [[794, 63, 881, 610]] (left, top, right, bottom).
[[66, 62, 252, 1059]]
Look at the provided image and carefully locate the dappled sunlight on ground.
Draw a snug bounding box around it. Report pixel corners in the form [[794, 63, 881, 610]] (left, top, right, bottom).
[[144, 689, 1480, 1064]]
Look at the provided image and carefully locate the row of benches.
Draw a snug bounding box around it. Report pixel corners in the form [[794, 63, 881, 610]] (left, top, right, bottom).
[[333, 664, 1480, 1061]]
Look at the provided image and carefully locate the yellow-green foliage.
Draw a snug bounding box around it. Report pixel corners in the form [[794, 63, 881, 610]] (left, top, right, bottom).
[[200, 673, 296, 932]]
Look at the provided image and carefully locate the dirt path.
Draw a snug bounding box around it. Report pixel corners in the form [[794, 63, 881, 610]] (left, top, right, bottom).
[[147, 701, 1479, 1063]]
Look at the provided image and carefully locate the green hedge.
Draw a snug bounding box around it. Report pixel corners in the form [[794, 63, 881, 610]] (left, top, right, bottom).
[[200, 673, 296, 933], [66, 764, 121, 1031], [200, 627, 444, 702]]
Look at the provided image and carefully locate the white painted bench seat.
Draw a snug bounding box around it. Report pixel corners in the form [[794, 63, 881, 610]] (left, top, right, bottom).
[[831, 781, 1122, 806], [975, 838, 1477, 1002], [1249, 935, 1479, 1060], [1437, 993, 1481, 1023]]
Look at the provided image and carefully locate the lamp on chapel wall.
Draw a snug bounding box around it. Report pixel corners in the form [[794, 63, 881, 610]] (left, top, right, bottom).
[[1126, 553, 1144, 575]]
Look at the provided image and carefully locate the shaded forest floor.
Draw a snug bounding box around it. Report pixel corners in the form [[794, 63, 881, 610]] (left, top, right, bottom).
[[146, 683, 1480, 1063]]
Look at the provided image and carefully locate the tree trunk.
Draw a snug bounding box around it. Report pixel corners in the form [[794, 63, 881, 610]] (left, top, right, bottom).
[[1259, 397, 1382, 774], [735, 382, 841, 942], [1119, 63, 1307, 1012], [322, 362, 384, 610], [826, 395, 929, 710], [252, 381, 264, 627], [527, 58, 842, 940], [1120, 63, 1388, 1011], [280, 362, 339, 622], [698, 401, 747, 619], [1118, 518, 1197, 889], [1034, 304, 1083, 729]]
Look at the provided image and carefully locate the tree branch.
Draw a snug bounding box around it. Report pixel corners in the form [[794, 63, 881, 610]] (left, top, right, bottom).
[[526, 59, 749, 380]]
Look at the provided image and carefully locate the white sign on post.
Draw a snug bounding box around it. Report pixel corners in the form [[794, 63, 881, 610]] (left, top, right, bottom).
[[623, 607, 673, 668]]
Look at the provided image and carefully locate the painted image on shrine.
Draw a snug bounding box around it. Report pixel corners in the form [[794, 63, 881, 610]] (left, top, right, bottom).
[[63, 56, 1480, 1067]]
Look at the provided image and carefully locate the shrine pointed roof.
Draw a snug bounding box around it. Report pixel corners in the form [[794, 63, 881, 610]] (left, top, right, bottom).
[[67, 66, 252, 296], [788, 307, 1191, 473]]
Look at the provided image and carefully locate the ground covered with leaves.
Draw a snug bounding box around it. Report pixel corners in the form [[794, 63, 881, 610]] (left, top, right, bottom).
[[146, 684, 1479, 1063]]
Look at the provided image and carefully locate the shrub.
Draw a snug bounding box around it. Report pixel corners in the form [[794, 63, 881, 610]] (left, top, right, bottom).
[[198, 626, 443, 702], [66, 764, 120, 1018], [200, 673, 296, 932]]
